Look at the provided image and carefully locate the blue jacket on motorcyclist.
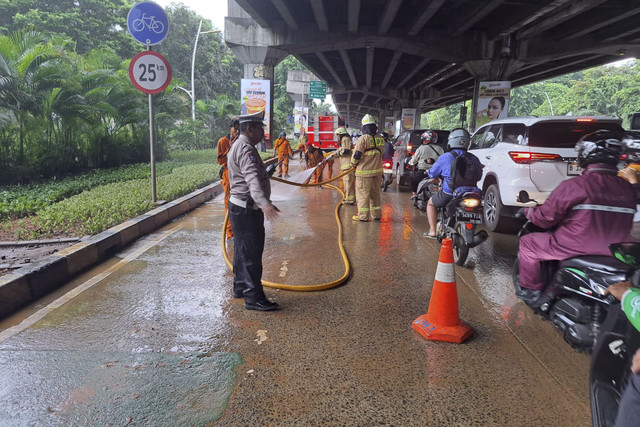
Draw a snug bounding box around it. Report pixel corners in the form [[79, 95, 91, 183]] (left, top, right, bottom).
[[424, 129, 472, 238], [518, 130, 640, 303]]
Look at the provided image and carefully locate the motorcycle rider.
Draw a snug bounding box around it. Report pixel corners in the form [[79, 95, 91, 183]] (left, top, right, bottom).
[[424, 128, 471, 238], [382, 132, 394, 162], [517, 130, 640, 303], [410, 130, 444, 200]]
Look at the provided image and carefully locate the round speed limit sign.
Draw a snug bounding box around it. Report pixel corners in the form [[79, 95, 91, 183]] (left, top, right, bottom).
[[129, 51, 172, 94]]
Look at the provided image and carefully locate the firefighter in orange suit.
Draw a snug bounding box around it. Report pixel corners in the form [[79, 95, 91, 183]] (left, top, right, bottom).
[[351, 114, 384, 221], [335, 127, 355, 204], [273, 131, 293, 177], [217, 117, 240, 239], [305, 142, 325, 187]]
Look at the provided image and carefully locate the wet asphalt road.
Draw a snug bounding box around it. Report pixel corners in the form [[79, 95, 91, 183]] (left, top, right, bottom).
[[0, 159, 591, 426]]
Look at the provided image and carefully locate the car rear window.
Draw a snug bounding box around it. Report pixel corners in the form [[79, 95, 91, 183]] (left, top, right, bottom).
[[529, 121, 624, 148], [409, 132, 423, 146]]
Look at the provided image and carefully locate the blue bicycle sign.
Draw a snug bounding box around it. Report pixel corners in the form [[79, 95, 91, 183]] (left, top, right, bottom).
[[127, 2, 169, 46]]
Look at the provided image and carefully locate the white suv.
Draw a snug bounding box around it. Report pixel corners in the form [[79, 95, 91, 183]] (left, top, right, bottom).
[[468, 116, 624, 233]]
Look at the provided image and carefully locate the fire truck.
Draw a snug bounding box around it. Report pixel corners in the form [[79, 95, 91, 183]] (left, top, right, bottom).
[[306, 115, 346, 152]]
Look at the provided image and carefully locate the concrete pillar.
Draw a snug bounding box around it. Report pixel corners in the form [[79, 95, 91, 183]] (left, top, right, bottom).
[[225, 0, 288, 145]]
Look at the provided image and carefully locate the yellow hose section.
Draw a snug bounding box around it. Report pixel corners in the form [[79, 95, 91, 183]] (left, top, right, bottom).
[[221, 166, 355, 291]]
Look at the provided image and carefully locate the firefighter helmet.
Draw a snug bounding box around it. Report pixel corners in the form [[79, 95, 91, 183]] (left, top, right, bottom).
[[361, 114, 376, 126], [334, 127, 349, 136]]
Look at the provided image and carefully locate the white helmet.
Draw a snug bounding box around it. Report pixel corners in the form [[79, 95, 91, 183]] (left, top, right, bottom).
[[447, 128, 470, 149], [361, 114, 376, 126]]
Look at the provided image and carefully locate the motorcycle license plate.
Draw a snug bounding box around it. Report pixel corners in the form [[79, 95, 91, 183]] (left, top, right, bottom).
[[567, 162, 583, 176], [456, 211, 482, 224]]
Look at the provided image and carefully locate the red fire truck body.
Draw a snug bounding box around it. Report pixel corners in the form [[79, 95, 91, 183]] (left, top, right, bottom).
[[306, 115, 346, 152]]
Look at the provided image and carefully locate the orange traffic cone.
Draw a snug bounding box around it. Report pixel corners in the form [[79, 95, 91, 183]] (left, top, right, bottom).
[[412, 238, 474, 343]]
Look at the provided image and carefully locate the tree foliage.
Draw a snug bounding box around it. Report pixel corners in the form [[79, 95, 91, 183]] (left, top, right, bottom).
[[425, 60, 640, 131]]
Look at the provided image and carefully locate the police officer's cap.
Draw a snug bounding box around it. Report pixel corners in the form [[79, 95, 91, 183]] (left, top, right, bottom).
[[238, 110, 265, 124]]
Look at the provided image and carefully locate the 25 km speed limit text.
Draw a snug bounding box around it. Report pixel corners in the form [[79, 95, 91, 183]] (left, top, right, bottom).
[[128, 51, 172, 94]]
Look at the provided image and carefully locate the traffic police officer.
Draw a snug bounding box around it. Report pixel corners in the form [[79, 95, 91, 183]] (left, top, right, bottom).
[[227, 110, 280, 311], [351, 114, 384, 221]]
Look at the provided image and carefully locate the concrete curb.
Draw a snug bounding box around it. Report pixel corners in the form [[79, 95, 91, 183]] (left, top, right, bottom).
[[0, 156, 280, 319], [0, 182, 222, 319]]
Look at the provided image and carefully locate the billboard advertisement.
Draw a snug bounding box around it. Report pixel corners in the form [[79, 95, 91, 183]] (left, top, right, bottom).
[[241, 79, 271, 139], [293, 106, 309, 135], [384, 117, 395, 136], [475, 81, 511, 129], [401, 108, 416, 130]]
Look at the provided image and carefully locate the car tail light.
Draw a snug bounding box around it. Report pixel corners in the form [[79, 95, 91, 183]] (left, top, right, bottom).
[[407, 144, 413, 153], [575, 118, 594, 122], [508, 151, 561, 164], [383, 161, 392, 168]]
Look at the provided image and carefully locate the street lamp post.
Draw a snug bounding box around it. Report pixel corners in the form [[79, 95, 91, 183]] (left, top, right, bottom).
[[543, 91, 554, 115], [176, 20, 220, 120]]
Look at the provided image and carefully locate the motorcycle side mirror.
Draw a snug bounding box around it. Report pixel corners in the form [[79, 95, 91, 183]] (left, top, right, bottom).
[[518, 190, 531, 204]]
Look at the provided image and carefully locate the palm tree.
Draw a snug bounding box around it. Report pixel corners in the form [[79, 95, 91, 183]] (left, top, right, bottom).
[[0, 28, 68, 164]]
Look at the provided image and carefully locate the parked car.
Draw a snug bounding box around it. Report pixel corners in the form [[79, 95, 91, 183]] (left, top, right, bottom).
[[468, 115, 624, 233], [392, 129, 449, 185]]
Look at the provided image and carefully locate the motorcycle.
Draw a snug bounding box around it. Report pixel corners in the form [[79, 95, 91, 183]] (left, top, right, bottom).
[[435, 186, 488, 266], [382, 159, 394, 192], [512, 190, 633, 353], [589, 242, 640, 426]]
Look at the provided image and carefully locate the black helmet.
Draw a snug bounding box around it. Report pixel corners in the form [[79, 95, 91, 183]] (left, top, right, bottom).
[[381, 132, 389, 141], [622, 131, 640, 163], [575, 130, 624, 168], [420, 130, 437, 144]]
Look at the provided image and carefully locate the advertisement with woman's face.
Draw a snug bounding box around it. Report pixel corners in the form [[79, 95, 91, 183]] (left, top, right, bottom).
[[475, 81, 511, 129]]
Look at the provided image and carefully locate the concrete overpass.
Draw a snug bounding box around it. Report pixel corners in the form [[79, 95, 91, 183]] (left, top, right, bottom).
[[224, 0, 640, 129]]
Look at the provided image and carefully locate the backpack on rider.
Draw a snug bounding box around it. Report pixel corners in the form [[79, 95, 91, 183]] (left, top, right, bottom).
[[447, 150, 483, 191]]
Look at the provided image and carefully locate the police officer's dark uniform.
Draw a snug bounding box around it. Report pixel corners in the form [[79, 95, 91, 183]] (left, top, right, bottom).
[[227, 110, 279, 311]]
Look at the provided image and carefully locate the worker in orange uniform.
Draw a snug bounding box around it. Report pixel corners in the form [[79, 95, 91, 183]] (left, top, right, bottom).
[[351, 114, 384, 221], [335, 127, 355, 204], [305, 142, 325, 188], [217, 117, 240, 239], [297, 128, 308, 160], [273, 131, 293, 177]]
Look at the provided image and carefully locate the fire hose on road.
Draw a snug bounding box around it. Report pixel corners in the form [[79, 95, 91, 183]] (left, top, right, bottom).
[[221, 157, 356, 291]]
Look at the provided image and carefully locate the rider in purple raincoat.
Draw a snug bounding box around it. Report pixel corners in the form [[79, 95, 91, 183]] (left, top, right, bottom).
[[517, 130, 640, 302]]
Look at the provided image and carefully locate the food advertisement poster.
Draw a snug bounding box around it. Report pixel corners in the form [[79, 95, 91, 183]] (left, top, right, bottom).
[[401, 108, 416, 130], [475, 81, 511, 129], [241, 79, 271, 139]]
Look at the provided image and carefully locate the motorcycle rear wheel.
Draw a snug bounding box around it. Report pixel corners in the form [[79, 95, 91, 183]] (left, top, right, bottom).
[[452, 224, 469, 266]]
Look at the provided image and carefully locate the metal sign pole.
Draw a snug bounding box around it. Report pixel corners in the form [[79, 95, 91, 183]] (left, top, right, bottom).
[[146, 46, 157, 203], [149, 93, 156, 203]]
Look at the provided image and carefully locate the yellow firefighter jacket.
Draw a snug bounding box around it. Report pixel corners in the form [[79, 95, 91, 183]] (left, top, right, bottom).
[[351, 133, 384, 177]]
